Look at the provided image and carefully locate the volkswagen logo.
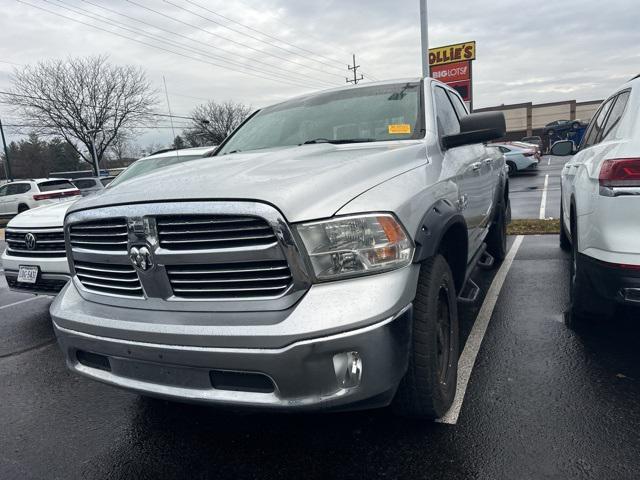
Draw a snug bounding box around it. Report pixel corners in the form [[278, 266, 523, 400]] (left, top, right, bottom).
[[24, 232, 37, 250], [129, 245, 153, 272]]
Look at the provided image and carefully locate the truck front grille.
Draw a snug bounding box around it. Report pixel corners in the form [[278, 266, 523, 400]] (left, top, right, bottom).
[[156, 215, 277, 250], [166, 260, 292, 299], [69, 219, 128, 251], [5, 228, 66, 257], [74, 261, 143, 297]]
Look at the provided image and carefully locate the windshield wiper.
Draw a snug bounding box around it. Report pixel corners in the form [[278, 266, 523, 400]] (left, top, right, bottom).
[[300, 138, 376, 145]]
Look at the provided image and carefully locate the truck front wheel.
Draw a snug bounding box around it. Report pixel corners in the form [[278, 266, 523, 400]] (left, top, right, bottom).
[[393, 254, 459, 419]]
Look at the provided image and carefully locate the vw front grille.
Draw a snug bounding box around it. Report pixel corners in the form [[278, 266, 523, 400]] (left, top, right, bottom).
[[5, 228, 66, 257], [69, 218, 128, 251], [156, 215, 277, 250]]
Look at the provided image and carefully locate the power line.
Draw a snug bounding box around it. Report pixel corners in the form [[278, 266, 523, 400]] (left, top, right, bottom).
[[68, 0, 336, 89], [15, 0, 324, 91], [127, 0, 345, 81], [48, 0, 334, 90], [202, 0, 383, 80], [174, 0, 348, 73]]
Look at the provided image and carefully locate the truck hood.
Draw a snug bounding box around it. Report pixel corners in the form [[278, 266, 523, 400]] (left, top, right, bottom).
[[8, 199, 76, 228], [69, 141, 427, 222]]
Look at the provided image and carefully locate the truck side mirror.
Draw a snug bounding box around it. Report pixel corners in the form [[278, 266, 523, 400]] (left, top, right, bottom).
[[442, 112, 506, 150], [549, 140, 575, 156]]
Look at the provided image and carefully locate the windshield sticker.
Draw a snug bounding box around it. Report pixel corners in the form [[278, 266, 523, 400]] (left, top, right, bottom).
[[388, 124, 411, 134]]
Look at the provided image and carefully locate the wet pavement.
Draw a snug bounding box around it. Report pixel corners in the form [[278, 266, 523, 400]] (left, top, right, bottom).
[[1, 235, 639, 479], [510, 155, 567, 220]]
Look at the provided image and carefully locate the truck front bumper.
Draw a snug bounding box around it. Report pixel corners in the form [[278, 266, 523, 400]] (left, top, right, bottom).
[[51, 266, 419, 411], [53, 306, 412, 411]]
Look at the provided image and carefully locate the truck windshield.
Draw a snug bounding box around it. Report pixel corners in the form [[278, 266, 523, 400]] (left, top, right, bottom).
[[217, 82, 424, 155]]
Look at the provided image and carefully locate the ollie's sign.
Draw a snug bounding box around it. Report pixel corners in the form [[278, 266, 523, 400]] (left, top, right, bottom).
[[429, 41, 476, 109]]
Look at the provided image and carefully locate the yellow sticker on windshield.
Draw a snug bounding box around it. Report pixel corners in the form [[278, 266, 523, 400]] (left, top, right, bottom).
[[388, 124, 411, 134]]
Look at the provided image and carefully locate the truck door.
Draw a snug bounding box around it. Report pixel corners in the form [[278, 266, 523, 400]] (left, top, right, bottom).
[[433, 86, 489, 260]]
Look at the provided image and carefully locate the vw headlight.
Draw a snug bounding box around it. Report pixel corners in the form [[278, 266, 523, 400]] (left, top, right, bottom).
[[295, 213, 414, 281]]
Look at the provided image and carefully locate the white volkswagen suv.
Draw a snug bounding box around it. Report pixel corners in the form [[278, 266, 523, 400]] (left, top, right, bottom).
[[556, 75, 640, 321]]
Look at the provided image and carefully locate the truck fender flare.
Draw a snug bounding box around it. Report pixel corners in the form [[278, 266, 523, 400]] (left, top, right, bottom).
[[412, 198, 467, 263]]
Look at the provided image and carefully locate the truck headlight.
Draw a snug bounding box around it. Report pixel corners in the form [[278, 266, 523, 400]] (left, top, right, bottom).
[[295, 213, 414, 281]]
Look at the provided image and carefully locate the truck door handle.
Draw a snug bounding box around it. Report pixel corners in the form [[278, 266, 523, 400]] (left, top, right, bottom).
[[471, 162, 482, 171]]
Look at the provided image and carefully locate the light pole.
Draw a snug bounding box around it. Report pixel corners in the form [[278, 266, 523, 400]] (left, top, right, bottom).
[[420, 0, 429, 78], [0, 116, 12, 181], [86, 128, 102, 176]]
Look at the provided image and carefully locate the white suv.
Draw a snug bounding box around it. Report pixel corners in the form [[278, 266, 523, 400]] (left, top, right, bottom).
[[556, 75, 640, 321], [0, 178, 80, 221]]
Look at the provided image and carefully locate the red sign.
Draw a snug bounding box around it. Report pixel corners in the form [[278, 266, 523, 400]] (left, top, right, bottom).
[[430, 61, 472, 102], [430, 61, 470, 83]]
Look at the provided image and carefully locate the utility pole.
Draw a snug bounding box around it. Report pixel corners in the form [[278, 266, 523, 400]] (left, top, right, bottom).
[[346, 54, 364, 85], [0, 116, 12, 181], [86, 128, 102, 176], [420, 0, 429, 78]]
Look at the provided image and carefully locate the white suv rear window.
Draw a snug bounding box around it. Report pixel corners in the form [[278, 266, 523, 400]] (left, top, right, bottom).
[[37, 180, 76, 192]]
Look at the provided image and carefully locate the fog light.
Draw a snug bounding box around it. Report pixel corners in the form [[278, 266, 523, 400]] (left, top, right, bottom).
[[333, 351, 363, 388]]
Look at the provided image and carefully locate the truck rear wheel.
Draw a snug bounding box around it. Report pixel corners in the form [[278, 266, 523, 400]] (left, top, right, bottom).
[[486, 201, 508, 262], [393, 255, 459, 419]]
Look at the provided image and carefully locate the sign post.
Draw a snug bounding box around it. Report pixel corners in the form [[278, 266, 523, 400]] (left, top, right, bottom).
[[420, 0, 429, 78], [429, 41, 476, 111]]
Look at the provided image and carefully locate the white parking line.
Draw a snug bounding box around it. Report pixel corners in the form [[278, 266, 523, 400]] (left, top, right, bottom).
[[0, 296, 47, 311], [438, 235, 524, 425], [539, 174, 549, 219], [548, 157, 551, 166]]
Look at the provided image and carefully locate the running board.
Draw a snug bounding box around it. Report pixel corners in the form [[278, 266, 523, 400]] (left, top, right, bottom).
[[458, 278, 480, 303], [477, 251, 495, 270]]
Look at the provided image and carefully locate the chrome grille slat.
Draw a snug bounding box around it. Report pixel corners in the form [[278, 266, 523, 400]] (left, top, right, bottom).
[[69, 218, 128, 252], [157, 214, 278, 251], [170, 275, 291, 284], [166, 260, 293, 299], [74, 260, 143, 297]]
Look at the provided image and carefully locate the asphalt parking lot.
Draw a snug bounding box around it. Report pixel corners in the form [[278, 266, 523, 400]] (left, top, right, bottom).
[[510, 155, 566, 220], [1, 234, 639, 480]]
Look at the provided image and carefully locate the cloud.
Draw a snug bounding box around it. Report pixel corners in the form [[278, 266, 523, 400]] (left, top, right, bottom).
[[0, 0, 637, 147]]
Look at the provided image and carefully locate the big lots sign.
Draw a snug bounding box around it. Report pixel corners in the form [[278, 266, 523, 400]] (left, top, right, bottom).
[[429, 41, 476, 109]]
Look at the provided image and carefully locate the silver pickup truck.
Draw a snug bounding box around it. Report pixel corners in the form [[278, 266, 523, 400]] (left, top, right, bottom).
[[51, 78, 507, 418]]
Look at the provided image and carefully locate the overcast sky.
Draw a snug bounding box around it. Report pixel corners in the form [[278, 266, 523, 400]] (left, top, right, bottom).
[[1, 0, 638, 148]]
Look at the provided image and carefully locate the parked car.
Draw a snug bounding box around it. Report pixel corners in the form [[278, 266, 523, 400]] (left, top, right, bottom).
[[521, 135, 543, 150], [544, 119, 588, 137], [505, 141, 542, 160], [556, 76, 639, 323], [490, 144, 539, 175], [72, 176, 115, 196], [51, 78, 508, 419], [1, 200, 75, 295], [1, 147, 218, 295], [0, 178, 80, 221]]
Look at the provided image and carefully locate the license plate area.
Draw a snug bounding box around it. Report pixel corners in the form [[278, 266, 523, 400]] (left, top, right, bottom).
[[17, 265, 39, 284]]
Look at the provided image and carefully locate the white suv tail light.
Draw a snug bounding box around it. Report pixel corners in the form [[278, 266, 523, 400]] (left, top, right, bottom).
[[599, 158, 640, 196]]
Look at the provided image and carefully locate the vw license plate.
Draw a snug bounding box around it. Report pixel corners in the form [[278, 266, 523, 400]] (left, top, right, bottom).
[[17, 266, 39, 284]]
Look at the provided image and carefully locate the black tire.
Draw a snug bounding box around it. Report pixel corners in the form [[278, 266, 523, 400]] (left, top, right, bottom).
[[559, 203, 570, 251], [17, 204, 29, 213], [393, 255, 459, 419], [568, 214, 613, 324], [486, 200, 508, 263], [506, 162, 516, 176]]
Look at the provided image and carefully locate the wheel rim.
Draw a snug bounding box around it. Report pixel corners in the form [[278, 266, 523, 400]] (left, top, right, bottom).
[[570, 224, 577, 300], [435, 285, 452, 384]]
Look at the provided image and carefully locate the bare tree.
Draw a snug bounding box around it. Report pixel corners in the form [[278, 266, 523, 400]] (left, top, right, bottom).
[[3, 55, 158, 173], [183, 100, 251, 146]]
